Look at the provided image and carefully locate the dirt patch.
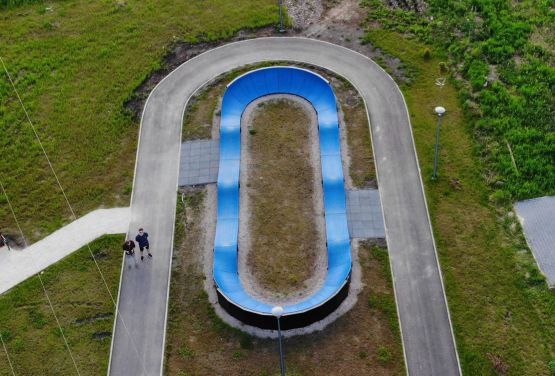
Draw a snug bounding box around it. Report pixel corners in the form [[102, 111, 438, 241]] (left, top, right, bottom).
[[238, 96, 327, 303], [293, 0, 410, 83], [166, 190, 404, 376], [91, 331, 111, 341], [75, 312, 113, 325], [382, 0, 427, 13], [124, 27, 277, 121], [284, 0, 324, 29]]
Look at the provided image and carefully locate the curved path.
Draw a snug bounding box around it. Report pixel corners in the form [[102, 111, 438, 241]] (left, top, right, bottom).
[[109, 37, 461, 376], [214, 66, 351, 329]]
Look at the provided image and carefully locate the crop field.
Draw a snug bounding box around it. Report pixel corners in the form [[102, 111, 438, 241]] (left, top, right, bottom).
[[0, 0, 279, 241]]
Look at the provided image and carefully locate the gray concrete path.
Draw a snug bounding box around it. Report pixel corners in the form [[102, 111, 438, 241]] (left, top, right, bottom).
[[346, 189, 385, 238], [109, 37, 460, 376], [515, 196, 555, 286], [0, 207, 130, 295]]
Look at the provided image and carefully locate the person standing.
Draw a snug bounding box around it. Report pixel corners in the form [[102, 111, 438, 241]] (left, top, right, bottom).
[[135, 228, 151, 261], [0, 232, 10, 251], [122, 239, 135, 255]]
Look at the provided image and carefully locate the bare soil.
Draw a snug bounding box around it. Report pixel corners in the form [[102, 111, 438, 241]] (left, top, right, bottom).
[[240, 97, 327, 302]]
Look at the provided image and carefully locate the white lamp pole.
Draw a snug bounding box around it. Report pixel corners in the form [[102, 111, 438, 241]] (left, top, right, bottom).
[[432, 106, 446, 180], [271, 306, 286, 376], [278, 0, 285, 33]]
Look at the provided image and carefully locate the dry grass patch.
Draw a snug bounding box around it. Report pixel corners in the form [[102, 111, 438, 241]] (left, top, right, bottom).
[[246, 99, 320, 295]]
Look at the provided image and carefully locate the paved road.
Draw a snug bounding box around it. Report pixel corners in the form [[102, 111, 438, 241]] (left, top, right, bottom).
[[0, 207, 129, 295], [109, 37, 461, 376]]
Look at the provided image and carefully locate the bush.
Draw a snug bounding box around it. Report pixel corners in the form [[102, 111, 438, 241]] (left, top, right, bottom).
[[439, 61, 448, 73]]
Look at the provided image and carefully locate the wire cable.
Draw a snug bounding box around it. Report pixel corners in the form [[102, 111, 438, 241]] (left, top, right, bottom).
[[0, 179, 80, 376], [1, 56, 147, 375], [0, 332, 16, 376]]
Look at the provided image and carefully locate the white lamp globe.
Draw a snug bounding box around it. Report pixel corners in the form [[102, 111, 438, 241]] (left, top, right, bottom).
[[435, 106, 446, 116], [271, 306, 284, 318]]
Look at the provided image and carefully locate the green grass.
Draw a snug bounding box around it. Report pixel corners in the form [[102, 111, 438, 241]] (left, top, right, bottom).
[[364, 28, 555, 375], [0, 234, 123, 375], [362, 0, 555, 201], [0, 0, 279, 242]]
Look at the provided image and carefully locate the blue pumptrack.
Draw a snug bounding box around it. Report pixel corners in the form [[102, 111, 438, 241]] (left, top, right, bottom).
[[214, 67, 352, 329]]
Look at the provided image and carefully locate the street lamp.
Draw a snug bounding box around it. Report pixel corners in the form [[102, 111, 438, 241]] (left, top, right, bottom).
[[432, 106, 446, 180], [278, 0, 285, 33], [271, 306, 286, 376]]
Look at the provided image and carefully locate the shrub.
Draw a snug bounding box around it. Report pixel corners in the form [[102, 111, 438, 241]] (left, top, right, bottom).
[[377, 346, 392, 365], [439, 62, 448, 73], [549, 359, 555, 375]]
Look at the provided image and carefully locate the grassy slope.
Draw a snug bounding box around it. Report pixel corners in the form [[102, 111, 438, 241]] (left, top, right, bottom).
[[0, 235, 123, 375], [364, 29, 555, 375], [0, 0, 278, 241]]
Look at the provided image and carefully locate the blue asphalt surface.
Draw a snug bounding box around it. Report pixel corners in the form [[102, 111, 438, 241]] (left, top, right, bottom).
[[214, 67, 351, 315]]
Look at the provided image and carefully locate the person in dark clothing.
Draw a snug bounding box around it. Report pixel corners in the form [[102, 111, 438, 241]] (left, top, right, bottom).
[[122, 240, 135, 255], [135, 228, 151, 261], [0, 232, 10, 251]]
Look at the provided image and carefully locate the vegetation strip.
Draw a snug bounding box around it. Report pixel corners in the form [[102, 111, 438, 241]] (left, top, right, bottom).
[[362, 25, 555, 375]]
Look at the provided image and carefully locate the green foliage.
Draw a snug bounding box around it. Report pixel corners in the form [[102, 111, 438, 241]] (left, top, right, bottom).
[[363, 0, 555, 200], [0, 0, 279, 240], [239, 334, 254, 350], [377, 346, 393, 365], [361, 26, 555, 376], [0, 235, 123, 374], [179, 344, 195, 359], [549, 359, 555, 375]]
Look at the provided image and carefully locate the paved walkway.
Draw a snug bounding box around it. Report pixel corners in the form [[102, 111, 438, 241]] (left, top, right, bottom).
[[515, 196, 555, 286], [0, 207, 130, 295], [110, 38, 461, 376]]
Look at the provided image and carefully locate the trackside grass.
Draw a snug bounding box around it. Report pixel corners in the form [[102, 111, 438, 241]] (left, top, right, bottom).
[[364, 29, 555, 375], [0, 235, 123, 375], [0, 0, 279, 241]]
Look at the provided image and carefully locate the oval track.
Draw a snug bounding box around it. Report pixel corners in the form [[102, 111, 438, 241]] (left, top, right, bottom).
[[108, 37, 461, 376]]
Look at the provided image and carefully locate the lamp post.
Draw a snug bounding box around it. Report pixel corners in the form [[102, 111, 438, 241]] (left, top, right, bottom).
[[278, 0, 285, 33], [271, 306, 286, 376], [432, 106, 446, 180]]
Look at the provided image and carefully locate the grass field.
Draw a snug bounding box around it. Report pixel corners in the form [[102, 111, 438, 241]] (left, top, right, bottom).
[[166, 190, 404, 376], [363, 28, 555, 375], [0, 235, 123, 375], [0, 0, 279, 242]]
